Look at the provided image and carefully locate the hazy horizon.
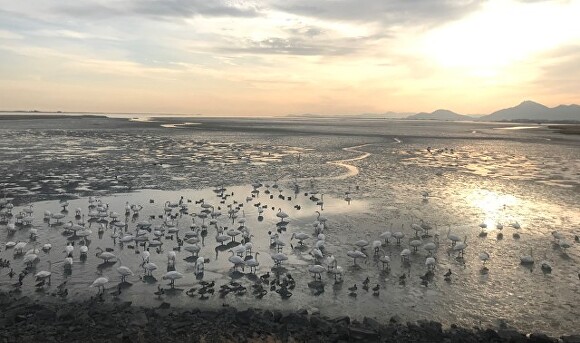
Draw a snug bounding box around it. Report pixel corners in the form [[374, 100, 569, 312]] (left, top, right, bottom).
[[1, 0, 579, 115]]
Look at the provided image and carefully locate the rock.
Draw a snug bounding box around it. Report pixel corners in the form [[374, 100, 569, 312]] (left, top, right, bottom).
[[56, 309, 75, 321], [333, 316, 351, 325], [281, 313, 309, 326], [272, 310, 282, 323], [528, 332, 555, 343], [390, 315, 402, 324], [498, 329, 527, 343], [198, 311, 217, 320], [263, 310, 274, 322], [363, 317, 380, 331], [561, 335, 580, 343], [480, 328, 501, 341], [418, 320, 443, 340], [130, 311, 148, 327], [308, 307, 320, 315], [158, 302, 170, 309], [116, 301, 133, 311], [297, 308, 308, 315], [34, 308, 57, 322], [349, 327, 379, 341], [236, 309, 255, 325], [310, 316, 331, 332], [7, 297, 31, 311]]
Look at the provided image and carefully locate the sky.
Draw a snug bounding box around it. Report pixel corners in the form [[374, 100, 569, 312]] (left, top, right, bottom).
[[0, 0, 579, 116]]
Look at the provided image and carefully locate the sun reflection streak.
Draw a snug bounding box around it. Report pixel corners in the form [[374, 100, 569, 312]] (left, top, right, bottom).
[[467, 189, 518, 229]]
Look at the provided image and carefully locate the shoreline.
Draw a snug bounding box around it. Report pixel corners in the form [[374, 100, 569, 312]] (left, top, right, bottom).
[[0, 294, 575, 343]]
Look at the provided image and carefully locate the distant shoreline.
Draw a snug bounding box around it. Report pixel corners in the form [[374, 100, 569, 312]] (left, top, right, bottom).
[[547, 124, 580, 135]]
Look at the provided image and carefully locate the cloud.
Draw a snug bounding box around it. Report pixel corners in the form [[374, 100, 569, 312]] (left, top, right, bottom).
[[222, 37, 352, 56], [270, 0, 486, 27], [534, 45, 580, 94], [56, 0, 261, 19]]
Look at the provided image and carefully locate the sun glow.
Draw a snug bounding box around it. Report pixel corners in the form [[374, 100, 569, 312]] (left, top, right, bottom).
[[468, 189, 518, 229], [422, 0, 580, 76]]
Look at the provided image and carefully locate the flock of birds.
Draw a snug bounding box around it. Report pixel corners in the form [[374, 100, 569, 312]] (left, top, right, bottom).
[[1, 182, 579, 306]]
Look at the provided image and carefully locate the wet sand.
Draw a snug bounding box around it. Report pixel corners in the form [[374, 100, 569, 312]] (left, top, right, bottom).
[[1, 115, 579, 342]]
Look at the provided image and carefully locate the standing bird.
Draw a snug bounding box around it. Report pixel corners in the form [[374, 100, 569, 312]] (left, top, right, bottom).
[[35, 261, 52, 286], [245, 252, 260, 274], [479, 251, 490, 272], [444, 269, 452, 281], [162, 271, 183, 288], [90, 277, 109, 294], [453, 236, 468, 258]]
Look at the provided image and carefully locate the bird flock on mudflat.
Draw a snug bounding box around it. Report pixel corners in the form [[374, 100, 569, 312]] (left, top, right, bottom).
[[1, 183, 579, 304]]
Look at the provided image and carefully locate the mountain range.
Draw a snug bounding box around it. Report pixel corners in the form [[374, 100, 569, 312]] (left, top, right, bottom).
[[405, 101, 580, 122]]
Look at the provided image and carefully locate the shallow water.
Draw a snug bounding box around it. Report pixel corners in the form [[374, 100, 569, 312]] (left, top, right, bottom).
[[0, 117, 579, 336]]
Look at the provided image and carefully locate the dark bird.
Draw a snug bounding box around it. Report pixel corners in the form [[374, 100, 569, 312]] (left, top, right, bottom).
[[444, 269, 452, 278], [154, 285, 165, 298], [348, 284, 357, 292]]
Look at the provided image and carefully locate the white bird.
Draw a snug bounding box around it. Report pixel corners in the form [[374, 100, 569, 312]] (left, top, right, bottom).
[[35, 261, 52, 285], [291, 232, 310, 245], [23, 253, 39, 267], [117, 266, 134, 283], [346, 250, 367, 265], [379, 228, 392, 245], [167, 251, 176, 266], [90, 277, 109, 294], [143, 262, 158, 276], [141, 251, 151, 264], [400, 249, 411, 262], [379, 254, 391, 270], [409, 238, 422, 252], [423, 242, 437, 255], [162, 271, 183, 288], [453, 236, 468, 258], [183, 244, 202, 257], [64, 244, 74, 257], [276, 208, 289, 223], [194, 257, 205, 275], [479, 251, 490, 271], [425, 257, 436, 270], [308, 263, 326, 280], [447, 226, 461, 246], [42, 243, 52, 251], [245, 252, 260, 273], [270, 252, 288, 267], [393, 230, 405, 245], [311, 248, 324, 260], [371, 240, 382, 255], [64, 257, 73, 269], [354, 239, 369, 250], [95, 247, 116, 263], [14, 241, 27, 254], [328, 259, 344, 281], [228, 250, 245, 271]]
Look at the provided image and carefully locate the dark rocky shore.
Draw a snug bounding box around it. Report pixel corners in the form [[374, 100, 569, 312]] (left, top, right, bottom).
[[1, 294, 578, 343]]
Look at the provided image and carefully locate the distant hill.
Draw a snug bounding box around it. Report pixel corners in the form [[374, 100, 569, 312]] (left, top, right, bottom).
[[406, 109, 473, 121], [480, 101, 580, 121]]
